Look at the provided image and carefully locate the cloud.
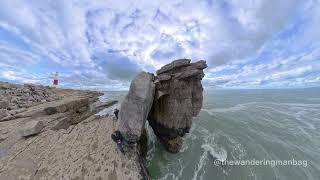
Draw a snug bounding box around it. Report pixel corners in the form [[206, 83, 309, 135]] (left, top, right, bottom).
[[266, 66, 314, 81], [92, 51, 141, 81], [0, 0, 319, 89]]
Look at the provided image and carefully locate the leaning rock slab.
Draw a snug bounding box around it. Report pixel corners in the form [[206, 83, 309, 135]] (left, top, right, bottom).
[[148, 59, 207, 153], [118, 72, 155, 142], [19, 120, 44, 137]]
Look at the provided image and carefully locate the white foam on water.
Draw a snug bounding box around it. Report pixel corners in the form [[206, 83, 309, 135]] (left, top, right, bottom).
[[179, 143, 189, 153], [192, 150, 208, 180], [190, 124, 215, 180], [276, 102, 320, 108], [158, 159, 187, 180], [227, 136, 247, 160], [95, 103, 119, 117], [307, 97, 320, 101], [174, 159, 187, 180], [295, 111, 317, 130], [262, 103, 318, 131], [202, 102, 258, 114], [158, 173, 175, 180], [201, 144, 227, 163], [202, 101, 320, 115]]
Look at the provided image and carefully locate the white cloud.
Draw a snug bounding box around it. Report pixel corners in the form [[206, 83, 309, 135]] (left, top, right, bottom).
[[1, 70, 41, 84], [266, 66, 313, 81], [0, 0, 319, 89]]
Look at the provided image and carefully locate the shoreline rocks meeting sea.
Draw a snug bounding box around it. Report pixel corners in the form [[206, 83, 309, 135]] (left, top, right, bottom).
[[0, 59, 207, 180]]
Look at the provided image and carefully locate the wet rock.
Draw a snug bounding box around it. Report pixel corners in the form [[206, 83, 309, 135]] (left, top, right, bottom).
[[148, 59, 207, 153], [159, 136, 183, 153], [19, 120, 44, 137], [118, 72, 155, 142]]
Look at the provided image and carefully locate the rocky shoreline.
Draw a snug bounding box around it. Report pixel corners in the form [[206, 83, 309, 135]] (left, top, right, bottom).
[[0, 82, 149, 180], [0, 59, 207, 180]]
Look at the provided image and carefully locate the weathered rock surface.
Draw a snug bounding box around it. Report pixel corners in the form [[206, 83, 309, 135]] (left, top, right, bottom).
[[118, 72, 155, 143], [0, 109, 9, 120], [90, 100, 119, 113], [0, 82, 149, 180], [0, 82, 61, 122], [0, 99, 9, 109], [148, 59, 207, 153], [19, 120, 44, 137]]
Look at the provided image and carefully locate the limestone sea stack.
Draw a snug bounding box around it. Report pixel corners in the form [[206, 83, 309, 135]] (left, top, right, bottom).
[[148, 59, 207, 153], [117, 59, 206, 153]]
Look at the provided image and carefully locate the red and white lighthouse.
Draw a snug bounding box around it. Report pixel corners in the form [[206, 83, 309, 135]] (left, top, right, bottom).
[[53, 72, 59, 87]]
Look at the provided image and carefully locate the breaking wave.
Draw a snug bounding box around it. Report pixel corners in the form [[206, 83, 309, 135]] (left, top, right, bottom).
[[201, 144, 227, 163]]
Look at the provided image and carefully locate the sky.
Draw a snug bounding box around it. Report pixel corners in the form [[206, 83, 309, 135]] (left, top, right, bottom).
[[0, 0, 319, 90]]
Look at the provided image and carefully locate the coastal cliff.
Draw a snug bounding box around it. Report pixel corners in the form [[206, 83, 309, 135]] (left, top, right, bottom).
[[0, 82, 148, 180]]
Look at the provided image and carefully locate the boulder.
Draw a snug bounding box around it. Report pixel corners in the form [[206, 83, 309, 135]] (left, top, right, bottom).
[[118, 72, 155, 142], [148, 59, 207, 153], [19, 120, 44, 137]]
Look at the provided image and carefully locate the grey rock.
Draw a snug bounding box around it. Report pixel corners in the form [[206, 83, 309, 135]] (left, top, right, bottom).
[[191, 60, 208, 70], [0, 83, 11, 89], [148, 59, 207, 153], [156, 59, 191, 75], [174, 68, 203, 79], [19, 120, 44, 137], [0, 109, 9, 120], [8, 108, 26, 116], [0, 100, 9, 109], [118, 72, 155, 142], [44, 98, 89, 116], [51, 117, 71, 131], [11, 97, 19, 104], [8, 103, 18, 110], [157, 74, 171, 81]]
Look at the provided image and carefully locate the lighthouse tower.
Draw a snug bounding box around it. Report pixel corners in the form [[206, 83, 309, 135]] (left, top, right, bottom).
[[53, 72, 59, 88]]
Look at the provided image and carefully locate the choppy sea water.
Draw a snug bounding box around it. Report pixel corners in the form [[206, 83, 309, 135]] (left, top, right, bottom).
[[101, 88, 320, 180], [147, 88, 320, 180]]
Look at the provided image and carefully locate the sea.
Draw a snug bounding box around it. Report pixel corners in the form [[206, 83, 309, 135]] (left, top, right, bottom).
[[101, 88, 320, 180]]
